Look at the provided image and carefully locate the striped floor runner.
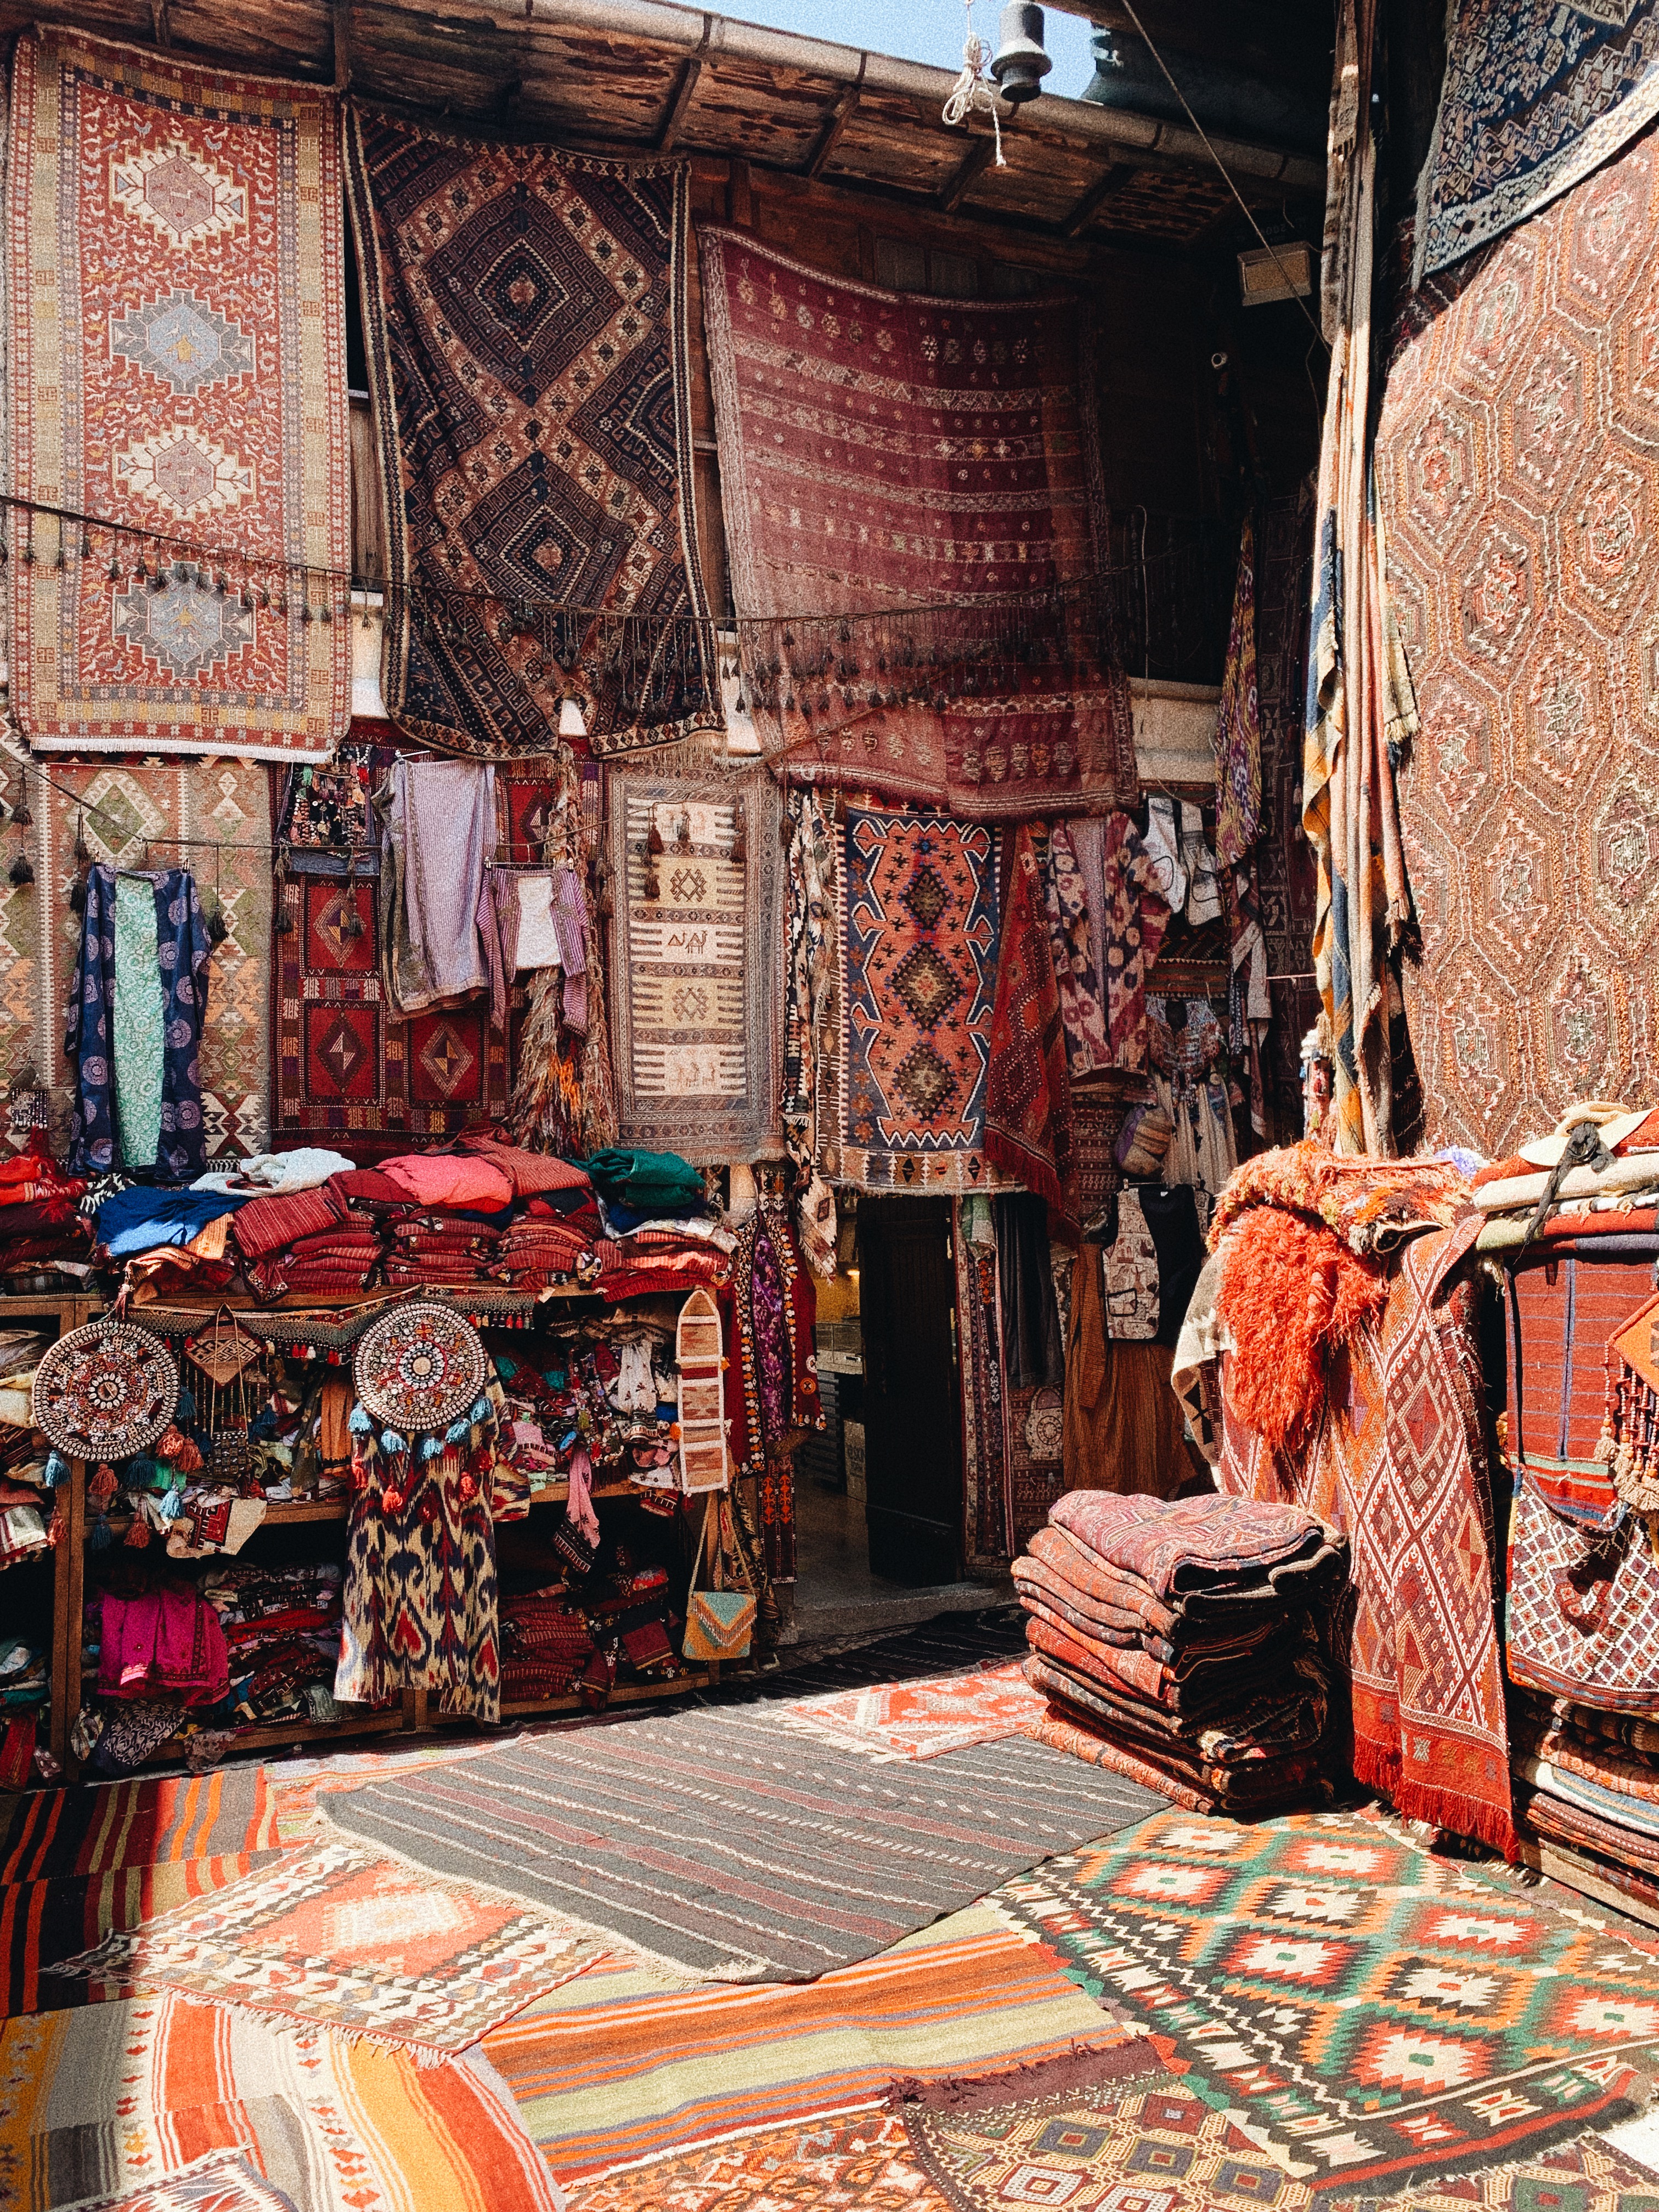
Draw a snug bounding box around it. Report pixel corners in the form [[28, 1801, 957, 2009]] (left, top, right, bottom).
[[1, 1769, 276, 1882], [481, 1899, 1127, 2185], [329, 1706, 1160, 1979]]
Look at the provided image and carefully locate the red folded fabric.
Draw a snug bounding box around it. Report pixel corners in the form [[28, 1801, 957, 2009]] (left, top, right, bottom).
[[327, 1168, 410, 1212], [458, 1132, 593, 1196], [233, 1183, 345, 1260], [381, 1153, 514, 1211]]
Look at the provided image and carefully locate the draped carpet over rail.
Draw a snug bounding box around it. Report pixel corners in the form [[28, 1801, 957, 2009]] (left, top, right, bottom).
[[7, 29, 350, 759], [347, 114, 718, 758], [699, 227, 1136, 820], [328, 1706, 1161, 1982]]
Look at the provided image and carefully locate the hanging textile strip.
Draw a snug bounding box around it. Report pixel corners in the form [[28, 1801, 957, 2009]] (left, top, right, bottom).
[[1380, 122, 1659, 1160], [7, 29, 349, 758], [986, 826, 1075, 1227], [955, 1200, 1014, 1571], [1416, 0, 1659, 284], [699, 227, 1137, 820], [836, 807, 1002, 1193], [346, 113, 720, 758], [721, 1204, 821, 1584], [676, 1287, 729, 1493], [606, 769, 782, 1159], [1213, 512, 1261, 867]]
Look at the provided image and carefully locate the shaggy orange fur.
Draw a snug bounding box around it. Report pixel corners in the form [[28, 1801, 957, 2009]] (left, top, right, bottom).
[[1218, 1207, 1387, 1459]]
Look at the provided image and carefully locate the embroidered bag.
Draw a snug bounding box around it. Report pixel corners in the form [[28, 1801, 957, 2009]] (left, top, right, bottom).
[[1506, 1459, 1659, 1715], [682, 1493, 754, 1661]]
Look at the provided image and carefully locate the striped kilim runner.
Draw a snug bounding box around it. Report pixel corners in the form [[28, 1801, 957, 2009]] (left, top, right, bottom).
[[329, 1707, 1160, 1980], [1, 1771, 277, 1883]]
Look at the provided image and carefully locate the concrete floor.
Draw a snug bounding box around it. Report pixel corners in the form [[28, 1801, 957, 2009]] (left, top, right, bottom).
[[786, 1478, 1012, 1646]]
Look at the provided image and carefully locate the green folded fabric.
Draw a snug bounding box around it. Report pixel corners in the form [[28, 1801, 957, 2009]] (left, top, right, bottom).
[[584, 1148, 707, 1214]]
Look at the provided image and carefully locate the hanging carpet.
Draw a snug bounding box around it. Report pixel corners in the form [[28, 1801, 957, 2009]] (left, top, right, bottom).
[[836, 807, 1001, 1192], [1381, 121, 1659, 1158], [699, 227, 1137, 820], [326, 1706, 1161, 1982], [1415, 0, 1659, 284], [606, 770, 781, 1157], [7, 30, 350, 759], [346, 113, 719, 758]]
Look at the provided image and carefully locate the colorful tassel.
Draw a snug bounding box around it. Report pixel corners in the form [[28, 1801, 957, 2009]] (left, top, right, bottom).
[[89, 1514, 114, 1552], [158, 1489, 183, 1524], [348, 1404, 371, 1435], [43, 1452, 67, 1488], [89, 1463, 118, 1507], [176, 1385, 196, 1422], [123, 1514, 149, 1548], [469, 1395, 489, 1424], [419, 1434, 444, 1460], [380, 1430, 406, 1456], [445, 1418, 469, 1444]]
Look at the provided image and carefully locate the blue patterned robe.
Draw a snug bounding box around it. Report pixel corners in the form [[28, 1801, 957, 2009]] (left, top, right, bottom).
[[67, 865, 212, 1177]]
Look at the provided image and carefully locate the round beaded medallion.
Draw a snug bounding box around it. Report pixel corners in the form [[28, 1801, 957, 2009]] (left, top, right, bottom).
[[33, 1321, 180, 1460], [353, 1302, 487, 1432]]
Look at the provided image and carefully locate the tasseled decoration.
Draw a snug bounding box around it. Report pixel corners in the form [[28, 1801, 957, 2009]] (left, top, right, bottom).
[[445, 1417, 470, 1444], [419, 1434, 445, 1461], [170, 1436, 202, 1473], [155, 1425, 187, 1461], [158, 1488, 183, 1523], [89, 1462, 118, 1507], [43, 1451, 67, 1488], [380, 1429, 406, 1456], [123, 1514, 149, 1548], [646, 813, 664, 856], [9, 854, 33, 889], [176, 1384, 196, 1423], [89, 1513, 114, 1551], [251, 1408, 278, 1441], [69, 876, 87, 915], [643, 855, 660, 901], [348, 1403, 371, 1435], [123, 1454, 159, 1491], [47, 1505, 65, 1548]]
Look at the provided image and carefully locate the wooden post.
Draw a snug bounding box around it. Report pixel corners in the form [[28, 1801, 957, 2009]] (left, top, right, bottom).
[[51, 1459, 86, 1778]]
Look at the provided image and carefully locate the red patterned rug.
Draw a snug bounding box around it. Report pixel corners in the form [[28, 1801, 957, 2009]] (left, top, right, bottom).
[[837, 808, 1002, 1194], [777, 1661, 1046, 1762], [8, 29, 349, 759], [700, 228, 1137, 821]]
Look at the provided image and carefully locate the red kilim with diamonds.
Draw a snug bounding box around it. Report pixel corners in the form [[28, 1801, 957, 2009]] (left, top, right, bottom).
[[8, 30, 350, 759]]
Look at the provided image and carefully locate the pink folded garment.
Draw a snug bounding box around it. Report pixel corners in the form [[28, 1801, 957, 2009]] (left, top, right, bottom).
[[96, 1587, 230, 1708], [380, 1153, 515, 1211], [232, 1183, 345, 1260], [456, 1133, 593, 1197]]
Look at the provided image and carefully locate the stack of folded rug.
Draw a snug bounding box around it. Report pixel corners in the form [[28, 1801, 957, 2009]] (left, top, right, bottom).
[[1015, 1490, 1346, 1813], [1512, 1691, 1659, 1924]]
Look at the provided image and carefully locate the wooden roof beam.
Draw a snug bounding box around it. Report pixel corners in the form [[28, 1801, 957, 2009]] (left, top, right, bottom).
[[656, 15, 713, 153], [804, 54, 865, 179], [1061, 160, 1138, 237], [939, 133, 1000, 213]]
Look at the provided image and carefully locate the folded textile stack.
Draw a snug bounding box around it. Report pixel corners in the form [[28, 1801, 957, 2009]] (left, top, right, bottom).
[[594, 1228, 730, 1302], [382, 1212, 503, 1287], [1474, 1103, 1659, 1251], [500, 1587, 595, 1702], [1015, 1489, 1345, 1813], [495, 1212, 599, 1287], [1511, 1692, 1659, 1923], [247, 1224, 383, 1300], [0, 1137, 92, 1283], [201, 1559, 346, 1725]]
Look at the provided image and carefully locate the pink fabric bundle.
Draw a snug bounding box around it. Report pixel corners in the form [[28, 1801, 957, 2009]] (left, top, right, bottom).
[[380, 1153, 514, 1211], [456, 1133, 592, 1197], [96, 1587, 230, 1707], [232, 1183, 344, 1261]]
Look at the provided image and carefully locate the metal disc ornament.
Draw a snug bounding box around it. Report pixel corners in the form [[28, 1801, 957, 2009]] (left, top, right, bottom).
[[353, 1303, 487, 1434], [33, 1320, 180, 1461]]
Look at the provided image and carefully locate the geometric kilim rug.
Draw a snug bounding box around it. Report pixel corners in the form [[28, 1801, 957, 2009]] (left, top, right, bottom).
[[42, 1840, 605, 2059], [989, 1810, 1657, 2198]]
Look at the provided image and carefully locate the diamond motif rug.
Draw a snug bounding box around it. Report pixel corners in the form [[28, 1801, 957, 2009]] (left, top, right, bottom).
[[347, 115, 718, 757], [44, 1839, 605, 2059], [7, 29, 350, 758], [837, 808, 1002, 1193], [776, 1660, 1047, 1763], [606, 769, 781, 1157], [36, 762, 273, 1159], [990, 1808, 1655, 2197]]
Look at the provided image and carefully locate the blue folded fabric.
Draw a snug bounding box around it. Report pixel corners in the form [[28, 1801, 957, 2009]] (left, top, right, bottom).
[[94, 1184, 252, 1258]]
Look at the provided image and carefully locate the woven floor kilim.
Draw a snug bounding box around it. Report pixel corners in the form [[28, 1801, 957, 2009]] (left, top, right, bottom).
[[328, 1706, 1161, 1982], [990, 1808, 1655, 2198]]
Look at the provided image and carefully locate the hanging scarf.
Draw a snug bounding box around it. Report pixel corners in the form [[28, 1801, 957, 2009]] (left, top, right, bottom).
[[507, 753, 616, 1155], [781, 787, 839, 1275], [721, 1201, 821, 1583], [1305, 0, 1419, 1155], [986, 825, 1075, 1229], [67, 866, 211, 1178], [1042, 822, 1111, 1078], [1098, 815, 1171, 1071], [1214, 512, 1262, 866]]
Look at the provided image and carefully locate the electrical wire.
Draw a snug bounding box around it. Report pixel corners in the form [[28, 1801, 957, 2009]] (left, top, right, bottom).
[[1110, 0, 1331, 354]]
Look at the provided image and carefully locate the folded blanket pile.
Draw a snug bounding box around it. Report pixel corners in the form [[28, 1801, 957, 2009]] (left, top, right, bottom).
[[1015, 1489, 1345, 1813]]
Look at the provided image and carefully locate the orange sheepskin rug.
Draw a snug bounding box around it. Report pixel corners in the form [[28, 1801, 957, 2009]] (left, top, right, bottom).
[[1218, 1207, 1388, 1460]]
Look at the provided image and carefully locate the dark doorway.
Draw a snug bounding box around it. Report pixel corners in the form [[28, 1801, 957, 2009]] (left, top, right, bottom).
[[856, 1195, 963, 1584]]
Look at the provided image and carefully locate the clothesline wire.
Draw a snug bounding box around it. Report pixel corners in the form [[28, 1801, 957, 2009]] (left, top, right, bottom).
[[0, 487, 1227, 619], [1111, 0, 1331, 356]]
